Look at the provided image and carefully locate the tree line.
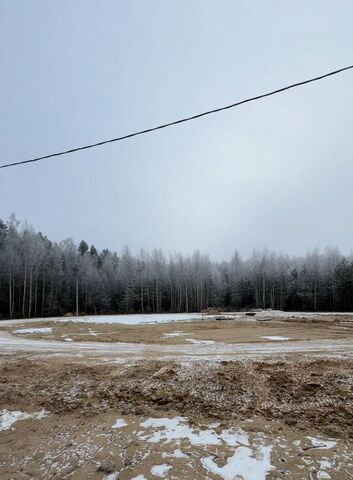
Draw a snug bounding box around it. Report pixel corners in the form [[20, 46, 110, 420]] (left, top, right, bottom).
[[0, 215, 352, 319]]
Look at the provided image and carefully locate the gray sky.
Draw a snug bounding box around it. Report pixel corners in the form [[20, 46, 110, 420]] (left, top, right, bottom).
[[1, 0, 352, 260]]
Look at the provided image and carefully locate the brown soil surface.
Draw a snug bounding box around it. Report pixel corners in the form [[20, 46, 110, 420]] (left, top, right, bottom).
[[1, 355, 353, 435], [3, 314, 353, 344], [1, 354, 353, 479], [1, 313, 353, 479]]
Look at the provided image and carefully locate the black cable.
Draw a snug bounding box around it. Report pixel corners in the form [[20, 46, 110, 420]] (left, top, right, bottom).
[[1, 65, 352, 169]]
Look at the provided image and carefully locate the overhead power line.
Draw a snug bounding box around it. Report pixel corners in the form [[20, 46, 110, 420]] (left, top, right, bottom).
[[1, 64, 352, 170]]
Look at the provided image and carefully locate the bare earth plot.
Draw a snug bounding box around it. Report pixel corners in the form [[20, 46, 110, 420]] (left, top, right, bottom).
[[1, 311, 353, 479]]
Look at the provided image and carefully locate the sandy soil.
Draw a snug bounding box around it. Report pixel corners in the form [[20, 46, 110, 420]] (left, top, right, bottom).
[[1, 312, 353, 479], [2, 313, 353, 345]]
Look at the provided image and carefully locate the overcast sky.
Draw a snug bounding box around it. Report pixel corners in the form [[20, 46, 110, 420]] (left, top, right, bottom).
[[0, 0, 352, 260]]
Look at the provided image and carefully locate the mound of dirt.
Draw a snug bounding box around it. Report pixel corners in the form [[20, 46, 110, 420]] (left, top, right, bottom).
[[1, 355, 352, 439]]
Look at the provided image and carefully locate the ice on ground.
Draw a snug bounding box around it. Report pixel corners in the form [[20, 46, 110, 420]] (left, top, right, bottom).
[[61, 313, 202, 325], [202, 444, 272, 480], [318, 459, 332, 479], [140, 417, 221, 445], [307, 436, 338, 450], [14, 327, 52, 334], [139, 417, 272, 480], [63, 337, 73, 342], [185, 339, 216, 344], [317, 472, 331, 479], [103, 474, 119, 480], [261, 336, 290, 341], [320, 460, 333, 469], [140, 417, 248, 447], [131, 476, 147, 480], [162, 448, 188, 459], [162, 332, 189, 337], [219, 429, 249, 447], [150, 464, 172, 477], [112, 418, 127, 429], [0, 409, 48, 431]]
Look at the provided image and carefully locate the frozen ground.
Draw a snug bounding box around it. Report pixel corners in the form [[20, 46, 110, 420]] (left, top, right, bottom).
[[0, 312, 203, 328], [261, 335, 290, 341], [2, 310, 351, 329], [1, 398, 352, 479], [1, 311, 353, 362], [67, 312, 203, 325], [1, 311, 353, 479], [1, 329, 353, 362], [13, 327, 53, 334], [1, 351, 353, 479], [0, 409, 47, 431]]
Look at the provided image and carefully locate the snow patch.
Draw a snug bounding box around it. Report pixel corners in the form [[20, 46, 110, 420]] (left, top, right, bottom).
[[139, 417, 221, 445], [139, 417, 250, 447], [307, 436, 337, 450], [61, 313, 202, 325], [103, 474, 119, 480], [317, 472, 331, 479], [14, 327, 52, 334], [261, 336, 289, 341], [162, 448, 188, 459], [162, 332, 189, 337], [185, 339, 216, 345], [150, 464, 172, 477], [112, 418, 127, 429], [0, 409, 48, 431], [139, 417, 273, 480], [202, 444, 272, 480]]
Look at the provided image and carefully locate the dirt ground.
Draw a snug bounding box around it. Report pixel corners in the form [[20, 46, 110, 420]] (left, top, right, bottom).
[[1, 313, 353, 479], [3, 313, 353, 345]]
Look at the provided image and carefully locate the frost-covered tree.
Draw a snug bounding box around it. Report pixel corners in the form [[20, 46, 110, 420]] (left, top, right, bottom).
[[0, 215, 352, 318]]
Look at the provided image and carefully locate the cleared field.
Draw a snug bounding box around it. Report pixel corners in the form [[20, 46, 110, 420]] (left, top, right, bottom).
[[3, 313, 353, 345], [1, 312, 353, 479]]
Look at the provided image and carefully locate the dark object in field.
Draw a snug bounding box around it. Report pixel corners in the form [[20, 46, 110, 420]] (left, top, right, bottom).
[[245, 312, 256, 316], [97, 458, 119, 473]]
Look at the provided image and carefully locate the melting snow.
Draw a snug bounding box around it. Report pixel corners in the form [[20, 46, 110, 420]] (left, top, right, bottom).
[[307, 436, 338, 450], [139, 417, 249, 447], [131, 476, 147, 480], [320, 460, 333, 469], [103, 474, 119, 480], [317, 472, 331, 479], [150, 464, 172, 477], [139, 417, 273, 480], [140, 417, 221, 445], [112, 418, 127, 429], [14, 327, 52, 334], [202, 444, 272, 480], [185, 339, 216, 344], [162, 448, 188, 459], [0, 409, 48, 431], [162, 332, 189, 337], [261, 336, 289, 341], [62, 313, 202, 325]]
